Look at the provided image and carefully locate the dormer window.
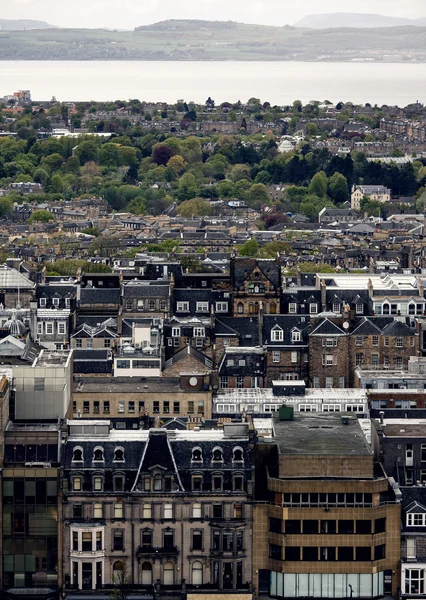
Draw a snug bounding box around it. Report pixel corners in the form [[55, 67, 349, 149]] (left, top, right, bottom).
[[114, 448, 124, 461], [93, 447, 104, 462], [332, 302, 341, 313], [40, 298, 46, 307], [212, 448, 223, 462], [53, 297, 60, 307], [407, 513, 426, 527], [309, 303, 318, 314], [72, 447, 83, 462], [65, 297, 70, 308], [291, 329, 301, 342], [192, 448, 203, 462], [153, 474, 162, 491], [288, 303, 297, 314], [355, 303, 364, 315], [271, 327, 283, 342]]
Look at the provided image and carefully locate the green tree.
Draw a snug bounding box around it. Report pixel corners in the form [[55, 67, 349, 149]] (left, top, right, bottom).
[[41, 153, 64, 172], [247, 183, 270, 210], [0, 196, 13, 218], [100, 143, 120, 166], [50, 173, 64, 193], [33, 167, 49, 186], [74, 140, 100, 165], [28, 209, 54, 223], [286, 262, 335, 274], [216, 179, 235, 199], [328, 172, 349, 204], [167, 155, 187, 175], [239, 238, 259, 257], [177, 198, 213, 217], [259, 241, 293, 257], [308, 171, 328, 198], [176, 173, 198, 201]]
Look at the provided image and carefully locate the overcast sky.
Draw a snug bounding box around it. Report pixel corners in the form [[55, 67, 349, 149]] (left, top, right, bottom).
[[3, 0, 425, 29]]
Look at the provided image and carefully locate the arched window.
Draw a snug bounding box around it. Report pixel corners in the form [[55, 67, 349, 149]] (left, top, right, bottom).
[[148, 300, 156, 311], [141, 562, 152, 585], [192, 447, 203, 462], [72, 447, 83, 461], [114, 447, 124, 461], [270, 302, 277, 314], [409, 303, 416, 315], [163, 562, 174, 585], [93, 447, 104, 461], [233, 447, 244, 462], [249, 283, 265, 294], [237, 302, 244, 314], [160, 300, 167, 311], [212, 447, 223, 462], [249, 303, 254, 315], [383, 303, 390, 315], [112, 561, 124, 585], [125, 299, 133, 311], [254, 302, 259, 315], [192, 561, 203, 585]]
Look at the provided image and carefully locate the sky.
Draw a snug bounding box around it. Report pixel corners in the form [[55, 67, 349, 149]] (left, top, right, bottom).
[[2, 0, 425, 30]]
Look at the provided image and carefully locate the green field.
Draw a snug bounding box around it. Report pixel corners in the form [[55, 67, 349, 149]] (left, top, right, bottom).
[[1, 19, 426, 61]]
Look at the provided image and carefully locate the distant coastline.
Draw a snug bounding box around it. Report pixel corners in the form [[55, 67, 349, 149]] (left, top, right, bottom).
[[1, 20, 426, 62]]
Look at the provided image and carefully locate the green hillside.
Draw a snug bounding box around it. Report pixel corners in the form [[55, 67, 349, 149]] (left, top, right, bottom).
[[0, 19, 425, 61]]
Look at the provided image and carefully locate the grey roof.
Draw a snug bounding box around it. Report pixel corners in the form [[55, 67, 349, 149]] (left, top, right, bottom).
[[310, 318, 345, 336], [122, 281, 169, 298], [0, 266, 35, 289], [273, 413, 372, 457]]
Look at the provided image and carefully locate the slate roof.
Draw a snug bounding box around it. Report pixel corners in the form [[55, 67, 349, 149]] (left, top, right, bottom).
[[263, 315, 310, 346], [310, 318, 346, 336], [133, 429, 184, 491], [381, 320, 416, 336], [231, 258, 280, 289], [80, 288, 121, 304], [214, 317, 260, 346], [351, 317, 383, 335], [122, 281, 169, 298]]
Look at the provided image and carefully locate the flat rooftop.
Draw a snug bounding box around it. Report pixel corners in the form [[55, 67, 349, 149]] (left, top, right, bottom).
[[378, 419, 426, 438], [273, 413, 372, 456], [35, 350, 71, 368], [73, 376, 208, 394]]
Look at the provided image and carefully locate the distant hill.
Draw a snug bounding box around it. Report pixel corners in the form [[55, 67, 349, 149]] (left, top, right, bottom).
[[295, 13, 426, 29], [136, 19, 238, 31], [1, 20, 426, 62], [0, 19, 56, 30]]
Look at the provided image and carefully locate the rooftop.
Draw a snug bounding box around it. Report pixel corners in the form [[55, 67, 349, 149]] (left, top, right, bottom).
[[273, 412, 372, 457], [73, 376, 208, 394], [34, 349, 72, 368], [376, 419, 426, 438]]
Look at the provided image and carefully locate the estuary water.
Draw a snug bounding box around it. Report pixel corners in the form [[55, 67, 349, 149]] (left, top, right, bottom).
[[1, 60, 426, 106]]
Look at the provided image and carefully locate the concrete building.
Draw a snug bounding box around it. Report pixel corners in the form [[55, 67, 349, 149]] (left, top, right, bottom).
[[253, 411, 401, 599], [13, 350, 73, 420]]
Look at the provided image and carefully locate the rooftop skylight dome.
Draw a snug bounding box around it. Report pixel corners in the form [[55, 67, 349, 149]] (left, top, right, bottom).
[[5, 308, 27, 336]]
